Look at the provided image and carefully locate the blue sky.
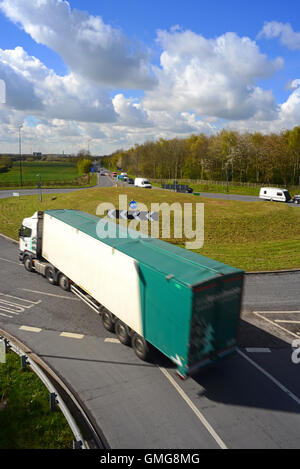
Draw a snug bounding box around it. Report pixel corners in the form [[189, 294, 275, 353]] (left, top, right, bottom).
[[0, 0, 300, 154]]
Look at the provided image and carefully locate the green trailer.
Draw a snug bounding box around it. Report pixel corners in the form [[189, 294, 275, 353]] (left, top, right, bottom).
[[19, 209, 244, 378]]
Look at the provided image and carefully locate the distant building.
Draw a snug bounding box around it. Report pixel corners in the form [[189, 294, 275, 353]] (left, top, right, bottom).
[[33, 152, 42, 157]]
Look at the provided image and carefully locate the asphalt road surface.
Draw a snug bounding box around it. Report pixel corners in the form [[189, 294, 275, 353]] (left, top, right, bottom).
[[0, 235, 300, 449]]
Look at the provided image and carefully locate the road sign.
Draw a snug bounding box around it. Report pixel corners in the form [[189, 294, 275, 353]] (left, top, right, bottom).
[[129, 200, 137, 210], [107, 209, 158, 221]]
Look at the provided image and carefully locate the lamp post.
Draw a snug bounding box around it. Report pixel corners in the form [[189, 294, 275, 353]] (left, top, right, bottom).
[[18, 123, 23, 187], [36, 174, 42, 202], [87, 138, 93, 153]]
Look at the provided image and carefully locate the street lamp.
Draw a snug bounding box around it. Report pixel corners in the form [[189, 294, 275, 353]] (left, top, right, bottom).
[[88, 138, 93, 155], [18, 123, 23, 186], [36, 174, 42, 202]]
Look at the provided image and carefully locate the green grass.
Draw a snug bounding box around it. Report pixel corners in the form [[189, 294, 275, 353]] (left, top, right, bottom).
[[0, 186, 299, 271], [0, 350, 73, 449], [0, 161, 97, 188]]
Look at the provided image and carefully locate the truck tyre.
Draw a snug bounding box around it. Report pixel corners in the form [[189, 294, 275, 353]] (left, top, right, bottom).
[[102, 310, 114, 332], [132, 333, 152, 361], [24, 256, 33, 272], [58, 274, 70, 291], [115, 320, 131, 346], [45, 265, 57, 285]]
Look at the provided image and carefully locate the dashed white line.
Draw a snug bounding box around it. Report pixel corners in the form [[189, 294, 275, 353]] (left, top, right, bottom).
[[19, 325, 42, 333], [245, 347, 271, 353], [60, 332, 84, 339], [104, 338, 121, 344]]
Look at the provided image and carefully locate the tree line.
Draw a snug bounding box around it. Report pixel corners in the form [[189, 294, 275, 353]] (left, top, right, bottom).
[[102, 127, 300, 186]]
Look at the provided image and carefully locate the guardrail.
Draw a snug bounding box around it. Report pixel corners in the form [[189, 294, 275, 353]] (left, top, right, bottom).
[[0, 328, 106, 449]]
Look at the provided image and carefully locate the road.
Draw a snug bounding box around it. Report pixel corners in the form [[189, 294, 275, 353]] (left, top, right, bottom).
[[0, 234, 300, 448], [1, 172, 300, 208], [0, 172, 115, 199]]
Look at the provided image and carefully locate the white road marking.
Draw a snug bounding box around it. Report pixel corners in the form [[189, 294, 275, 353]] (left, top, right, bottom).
[[245, 348, 271, 353], [0, 257, 20, 265], [257, 311, 300, 314], [275, 320, 300, 324], [159, 367, 227, 449], [238, 349, 300, 407], [19, 325, 42, 333], [60, 332, 84, 339], [0, 292, 41, 306], [0, 312, 13, 318], [20, 288, 79, 300], [104, 337, 121, 343], [254, 312, 299, 339]]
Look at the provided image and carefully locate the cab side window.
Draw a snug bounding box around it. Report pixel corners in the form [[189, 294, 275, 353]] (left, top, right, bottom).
[[20, 225, 32, 237]]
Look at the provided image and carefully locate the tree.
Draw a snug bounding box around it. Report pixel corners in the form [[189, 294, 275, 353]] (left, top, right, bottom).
[[77, 158, 92, 174]]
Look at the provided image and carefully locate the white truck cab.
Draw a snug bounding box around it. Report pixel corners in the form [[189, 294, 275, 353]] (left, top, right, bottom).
[[134, 178, 152, 188], [259, 187, 291, 203], [19, 212, 39, 256]]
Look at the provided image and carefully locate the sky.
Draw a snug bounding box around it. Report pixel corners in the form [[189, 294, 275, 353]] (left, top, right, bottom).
[[0, 0, 300, 155]]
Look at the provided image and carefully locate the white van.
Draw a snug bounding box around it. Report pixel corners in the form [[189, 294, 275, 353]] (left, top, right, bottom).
[[134, 177, 152, 188], [259, 187, 291, 203]]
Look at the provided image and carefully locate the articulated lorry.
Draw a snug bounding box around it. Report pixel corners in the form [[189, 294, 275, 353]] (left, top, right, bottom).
[[19, 209, 244, 378]]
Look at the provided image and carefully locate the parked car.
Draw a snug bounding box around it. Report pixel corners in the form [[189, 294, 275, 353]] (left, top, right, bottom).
[[134, 178, 152, 188], [112, 172, 117, 177], [127, 178, 134, 184], [292, 194, 300, 204], [259, 187, 291, 202], [162, 183, 193, 193]]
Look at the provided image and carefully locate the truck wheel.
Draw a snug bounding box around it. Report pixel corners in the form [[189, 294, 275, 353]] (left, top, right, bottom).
[[132, 333, 152, 361], [58, 274, 70, 291], [45, 266, 57, 285], [115, 320, 131, 346], [24, 256, 33, 272], [102, 310, 114, 332]]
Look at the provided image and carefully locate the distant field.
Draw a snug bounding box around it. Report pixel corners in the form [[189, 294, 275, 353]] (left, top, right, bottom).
[[0, 161, 83, 187], [0, 186, 299, 272]]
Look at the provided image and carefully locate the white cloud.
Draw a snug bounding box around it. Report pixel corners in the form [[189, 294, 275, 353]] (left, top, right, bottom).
[[0, 46, 117, 122], [143, 30, 283, 121], [0, 0, 156, 89], [258, 21, 300, 50], [112, 94, 152, 127]]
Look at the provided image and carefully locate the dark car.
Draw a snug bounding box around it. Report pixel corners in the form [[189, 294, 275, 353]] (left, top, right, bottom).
[[127, 178, 134, 184], [162, 183, 193, 193], [293, 194, 300, 204]]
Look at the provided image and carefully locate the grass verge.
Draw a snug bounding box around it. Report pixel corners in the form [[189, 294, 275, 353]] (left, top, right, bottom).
[[0, 186, 299, 272], [0, 350, 73, 449]]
